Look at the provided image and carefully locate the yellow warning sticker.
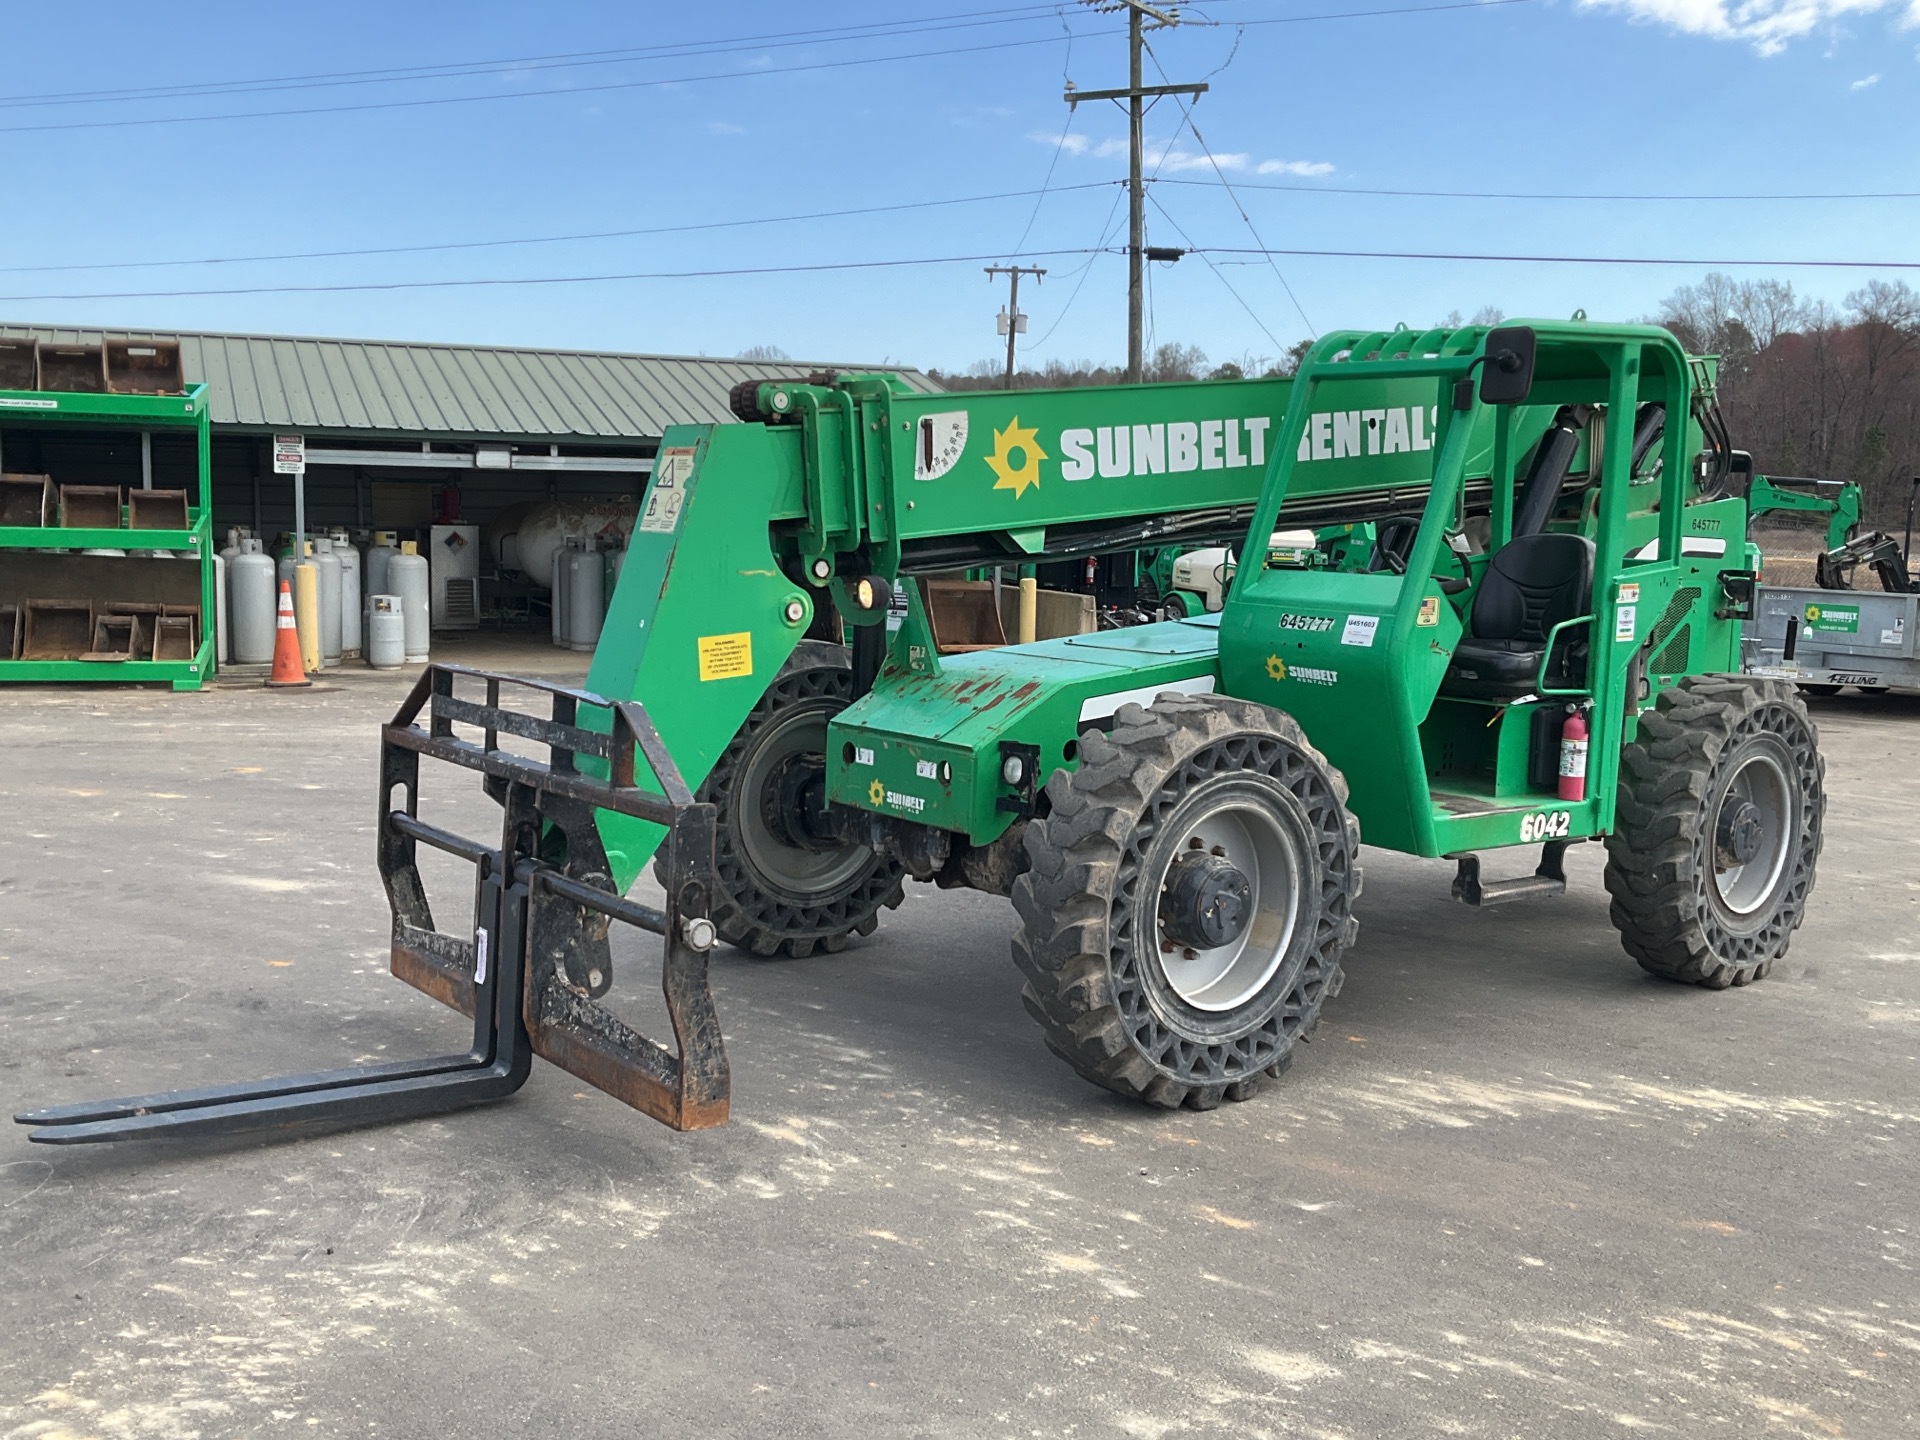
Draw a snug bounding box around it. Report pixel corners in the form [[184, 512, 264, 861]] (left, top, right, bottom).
[[697, 631, 753, 682], [1417, 595, 1441, 627]]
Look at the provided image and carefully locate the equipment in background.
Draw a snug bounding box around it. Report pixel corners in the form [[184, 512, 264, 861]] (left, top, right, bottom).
[[1744, 474, 1917, 695], [229, 539, 277, 664], [365, 595, 406, 669], [564, 539, 604, 653], [365, 531, 399, 604], [333, 531, 363, 658], [429, 523, 480, 631], [390, 542, 431, 662], [21, 320, 1832, 1146], [313, 536, 343, 667]]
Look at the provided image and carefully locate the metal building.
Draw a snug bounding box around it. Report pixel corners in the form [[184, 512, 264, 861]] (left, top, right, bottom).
[[0, 323, 938, 541]]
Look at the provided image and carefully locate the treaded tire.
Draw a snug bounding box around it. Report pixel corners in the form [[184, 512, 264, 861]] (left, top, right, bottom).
[[656, 658, 904, 959], [1012, 692, 1362, 1110], [1605, 675, 1824, 988]]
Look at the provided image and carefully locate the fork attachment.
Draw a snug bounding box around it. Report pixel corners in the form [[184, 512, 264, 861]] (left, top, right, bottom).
[[16, 665, 727, 1144]]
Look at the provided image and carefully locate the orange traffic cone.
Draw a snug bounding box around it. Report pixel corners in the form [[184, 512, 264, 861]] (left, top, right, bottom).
[[265, 580, 312, 688]]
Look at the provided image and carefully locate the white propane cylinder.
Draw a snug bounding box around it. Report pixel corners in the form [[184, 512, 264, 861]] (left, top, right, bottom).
[[365, 531, 399, 603], [230, 538, 278, 664], [565, 540, 604, 652], [390, 543, 431, 662], [366, 595, 406, 669], [332, 530, 363, 657], [313, 536, 343, 666], [213, 551, 230, 666], [277, 548, 297, 589], [551, 542, 573, 648]]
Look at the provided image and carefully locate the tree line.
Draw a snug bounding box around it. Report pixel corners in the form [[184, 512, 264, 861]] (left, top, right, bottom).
[[1655, 275, 1920, 532]]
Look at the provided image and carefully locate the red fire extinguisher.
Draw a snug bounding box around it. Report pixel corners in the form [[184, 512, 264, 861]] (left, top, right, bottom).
[[1558, 707, 1589, 803]]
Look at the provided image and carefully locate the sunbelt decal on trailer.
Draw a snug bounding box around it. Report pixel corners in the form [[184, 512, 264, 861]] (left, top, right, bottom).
[[1803, 603, 1860, 635]]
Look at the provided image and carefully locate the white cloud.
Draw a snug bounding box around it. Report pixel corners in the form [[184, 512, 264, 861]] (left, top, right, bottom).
[[1850, 71, 1882, 87], [1029, 130, 1335, 178], [707, 120, 747, 136], [1577, 0, 1915, 57], [1029, 130, 1090, 155], [1258, 159, 1338, 177]]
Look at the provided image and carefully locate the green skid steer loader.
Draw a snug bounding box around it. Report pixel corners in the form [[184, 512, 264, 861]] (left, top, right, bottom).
[[20, 320, 1826, 1143]]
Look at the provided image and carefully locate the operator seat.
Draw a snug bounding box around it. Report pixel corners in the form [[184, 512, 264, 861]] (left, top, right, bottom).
[[1441, 532, 1594, 700]]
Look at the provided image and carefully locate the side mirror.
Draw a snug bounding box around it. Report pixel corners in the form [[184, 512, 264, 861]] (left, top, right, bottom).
[[1478, 326, 1537, 405]]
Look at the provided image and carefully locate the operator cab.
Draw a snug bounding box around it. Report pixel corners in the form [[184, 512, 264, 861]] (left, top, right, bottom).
[[1440, 406, 1595, 701]]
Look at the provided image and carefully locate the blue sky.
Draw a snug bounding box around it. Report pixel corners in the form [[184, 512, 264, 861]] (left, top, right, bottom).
[[1, 0, 1914, 372]]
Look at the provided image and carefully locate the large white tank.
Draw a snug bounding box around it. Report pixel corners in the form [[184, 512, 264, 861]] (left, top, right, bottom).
[[565, 541, 604, 652], [230, 538, 277, 664], [490, 500, 638, 590], [365, 531, 399, 602], [366, 595, 406, 669], [390, 543, 431, 662], [312, 536, 343, 666]]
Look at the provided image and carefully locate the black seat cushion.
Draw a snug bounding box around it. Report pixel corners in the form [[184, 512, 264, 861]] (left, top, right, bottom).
[[1443, 532, 1595, 700]]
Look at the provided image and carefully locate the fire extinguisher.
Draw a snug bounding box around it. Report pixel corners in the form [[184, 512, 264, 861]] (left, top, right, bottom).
[[1558, 706, 1590, 803]]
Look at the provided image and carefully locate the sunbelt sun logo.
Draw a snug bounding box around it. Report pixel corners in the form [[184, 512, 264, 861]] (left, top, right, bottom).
[[981, 415, 1275, 498]]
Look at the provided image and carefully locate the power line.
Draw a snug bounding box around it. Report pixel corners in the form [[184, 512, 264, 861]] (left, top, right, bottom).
[[0, 1, 1523, 134], [1143, 36, 1314, 336], [1006, 11, 1081, 258], [1158, 177, 1920, 203], [0, 249, 1113, 305], [0, 4, 1076, 110], [1145, 192, 1290, 355], [0, 31, 1101, 135], [0, 182, 1119, 276], [1028, 186, 1130, 352], [1195, 245, 1920, 270]]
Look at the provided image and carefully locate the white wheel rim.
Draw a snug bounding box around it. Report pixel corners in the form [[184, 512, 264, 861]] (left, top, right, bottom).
[[1712, 750, 1793, 916], [1152, 798, 1301, 1012]]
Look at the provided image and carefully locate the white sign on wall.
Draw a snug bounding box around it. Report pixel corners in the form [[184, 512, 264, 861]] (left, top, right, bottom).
[[272, 433, 306, 475]]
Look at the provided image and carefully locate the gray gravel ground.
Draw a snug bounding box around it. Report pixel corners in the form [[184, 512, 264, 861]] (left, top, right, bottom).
[[1, 661, 1916, 1440]]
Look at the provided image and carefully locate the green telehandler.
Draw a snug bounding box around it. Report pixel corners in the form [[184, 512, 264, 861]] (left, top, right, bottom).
[[19, 320, 1827, 1143]]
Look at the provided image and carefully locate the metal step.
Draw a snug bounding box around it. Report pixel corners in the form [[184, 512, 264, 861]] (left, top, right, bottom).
[[1451, 841, 1572, 907]]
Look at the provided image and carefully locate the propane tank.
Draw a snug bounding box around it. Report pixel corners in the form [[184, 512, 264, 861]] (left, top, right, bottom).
[[565, 539, 604, 652], [390, 541, 431, 662], [491, 501, 638, 590], [365, 594, 406, 669], [365, 530, 399, 602], [213, 550, 230, 667], [551, 541, 574, 648], [1558, 707, 1590, 803], [331, 530, 363, 658], [312, 535, 343, 667], [230, 538, 278, 664]]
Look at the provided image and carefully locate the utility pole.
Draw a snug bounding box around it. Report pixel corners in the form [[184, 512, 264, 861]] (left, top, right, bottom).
[[985, 265, 1046, 386], [1067, 1, 1204, 384]]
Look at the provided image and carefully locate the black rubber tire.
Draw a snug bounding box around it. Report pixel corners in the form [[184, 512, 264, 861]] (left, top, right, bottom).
[[1604, 675, 1824, 989], [658, 658, 904, 959], [1797, 682, 1842, 698], [1162, 590, 1193, 620], [1012, 692, 1362, 1110]]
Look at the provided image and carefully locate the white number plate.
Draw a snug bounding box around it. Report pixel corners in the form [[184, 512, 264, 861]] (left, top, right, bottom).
[[1520, 810, 1572, 842]]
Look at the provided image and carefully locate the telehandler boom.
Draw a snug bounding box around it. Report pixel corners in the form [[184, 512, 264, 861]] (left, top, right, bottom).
[[20, 321, 1826, 1141]]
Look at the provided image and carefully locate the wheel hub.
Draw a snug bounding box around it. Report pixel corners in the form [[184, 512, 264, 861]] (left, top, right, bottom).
[[1159, 852, 1254, 951], [1715, 798, 1764, 867], [761, 751, 836, 854]]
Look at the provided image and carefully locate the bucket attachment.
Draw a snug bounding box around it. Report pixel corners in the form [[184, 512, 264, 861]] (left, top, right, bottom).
[[15, 665, 728, 1144]]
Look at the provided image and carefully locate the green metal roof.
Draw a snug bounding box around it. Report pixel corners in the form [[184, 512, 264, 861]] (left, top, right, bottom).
[[0, 324, 939, 444]]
